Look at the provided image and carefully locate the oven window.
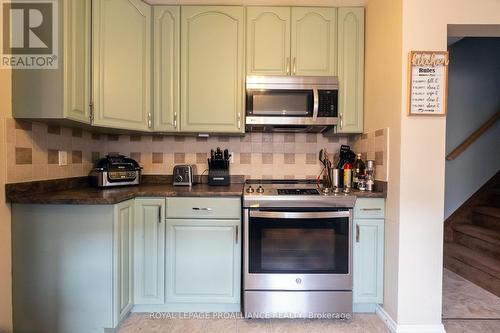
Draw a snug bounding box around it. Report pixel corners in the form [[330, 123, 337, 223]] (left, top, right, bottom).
[[247, 89, 313, 116], [249, 216, 349, 274]]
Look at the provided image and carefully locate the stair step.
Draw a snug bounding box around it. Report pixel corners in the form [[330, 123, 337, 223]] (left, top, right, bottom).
[[444, 242, 500, 279], [473, 206, 500, 230], [452, 223, 500, 257]]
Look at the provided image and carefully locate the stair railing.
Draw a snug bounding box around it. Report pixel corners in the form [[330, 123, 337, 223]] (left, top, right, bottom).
[[446, 110, 500, 161]]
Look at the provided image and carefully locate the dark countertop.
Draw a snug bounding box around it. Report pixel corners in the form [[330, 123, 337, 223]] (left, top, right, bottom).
[[6, 176, 386, 205], [8, 183, 246, 205]]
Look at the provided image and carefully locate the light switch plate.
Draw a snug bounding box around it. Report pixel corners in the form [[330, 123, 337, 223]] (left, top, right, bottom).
[[58, 151, 67, 166]]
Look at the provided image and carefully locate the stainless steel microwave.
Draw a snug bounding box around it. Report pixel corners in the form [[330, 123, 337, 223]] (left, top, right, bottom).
[[246, 75, 339, 133]]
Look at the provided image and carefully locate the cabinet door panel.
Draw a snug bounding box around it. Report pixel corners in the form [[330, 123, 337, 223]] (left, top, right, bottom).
[[154, 6, 180, 132], [353, 219, 384, 304], [181, 6, 244, 133], [134, 199, 165, 305], [93, 0, 151, 131], [114, 200, 134, 325], [291, 7, 337, 76], [166, 219, 240, 304], [246, 7, 291, 76], [64, 0, 91, 123], [337, 8, 364, 133]]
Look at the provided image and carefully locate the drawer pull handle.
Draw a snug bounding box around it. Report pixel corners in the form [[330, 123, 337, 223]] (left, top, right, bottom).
[[356, 224, 360, 243], [235, 226, 239, 244], [360, 208, 382, 211], [192, 207, 212, 211]]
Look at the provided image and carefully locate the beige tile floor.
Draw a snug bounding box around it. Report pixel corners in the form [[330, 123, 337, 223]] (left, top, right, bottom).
[[117, 269, 500, 333]]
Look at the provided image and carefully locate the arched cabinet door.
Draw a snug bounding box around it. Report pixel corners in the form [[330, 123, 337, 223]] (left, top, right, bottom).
[[246, 7, 291, 76], [291, 7, 337, 76], [92, 0, 152, 131], [180, 6, 244, 133], [337, 8, 364, 134]]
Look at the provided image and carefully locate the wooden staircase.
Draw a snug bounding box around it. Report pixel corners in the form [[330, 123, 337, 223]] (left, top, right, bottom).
[[444, 171, 500, 296]]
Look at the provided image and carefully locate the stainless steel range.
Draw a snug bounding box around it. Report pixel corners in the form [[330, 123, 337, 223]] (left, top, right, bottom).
[[243, 180, 356, 319]]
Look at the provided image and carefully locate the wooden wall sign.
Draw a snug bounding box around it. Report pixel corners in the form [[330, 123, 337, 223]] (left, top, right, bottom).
[[408, 51, 449, 116]]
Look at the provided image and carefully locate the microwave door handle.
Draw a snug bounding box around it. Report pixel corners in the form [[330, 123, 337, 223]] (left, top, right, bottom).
[[249, 211, 350, 219], [313, 88, 319, 120]]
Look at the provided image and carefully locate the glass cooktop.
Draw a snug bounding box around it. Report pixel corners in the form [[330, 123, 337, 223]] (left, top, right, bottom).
[[277, 188, 320, 195]]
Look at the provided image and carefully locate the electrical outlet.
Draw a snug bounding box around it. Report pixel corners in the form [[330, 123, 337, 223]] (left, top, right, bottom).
[[58, 151, 67, 166], [229, 152, 234, 163]]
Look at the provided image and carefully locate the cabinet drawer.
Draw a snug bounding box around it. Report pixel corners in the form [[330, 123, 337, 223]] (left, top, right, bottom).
[[354, 198, 385, 219], [166, 197, 241, 219]]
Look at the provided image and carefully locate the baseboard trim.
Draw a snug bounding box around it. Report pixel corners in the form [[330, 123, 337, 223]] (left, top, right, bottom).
[[375, 305, 446, 333]]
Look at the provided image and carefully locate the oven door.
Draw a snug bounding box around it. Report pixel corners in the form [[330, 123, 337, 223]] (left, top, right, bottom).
[[244, 209, 352, 291]]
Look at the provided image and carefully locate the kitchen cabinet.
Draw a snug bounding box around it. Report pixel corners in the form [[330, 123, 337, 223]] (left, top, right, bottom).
[[246, 7, 336, 76], [165, 197, 241, 305], [134, 198, 166, 305], [180, 6, 245, 133], [92, 0, 152, 131], [12, 0, 91, 123], [12, 200, 135, 333], [115, 200, 135, 322], [337, 8, 364, 133], [353, 198, 384, 313], [153, 6, 180, 132]]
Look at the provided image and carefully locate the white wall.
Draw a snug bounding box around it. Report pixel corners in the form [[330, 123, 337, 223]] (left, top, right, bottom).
[[444, 38, 500, 219]]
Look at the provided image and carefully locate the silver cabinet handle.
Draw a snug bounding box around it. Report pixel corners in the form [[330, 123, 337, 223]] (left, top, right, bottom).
[[158, 206, 162, 224], [235, 225, 239, 244], [356, 224, 360, 242], [192, 207, 212, 211], [293, 57, 297, 75], [148, 112, 152, 128], [339, 112, 343, 129], [360, 208, 382, 211], [174, 112, 177, 129], [237, 112, 241, 129], [286, 57, 290, 75]]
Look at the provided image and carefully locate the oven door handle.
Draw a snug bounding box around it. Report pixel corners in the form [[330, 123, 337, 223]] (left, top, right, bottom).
[[249, 211, 350, 219]]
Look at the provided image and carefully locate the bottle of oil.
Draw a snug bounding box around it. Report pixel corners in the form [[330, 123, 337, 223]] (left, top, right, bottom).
[[353, 154, 365, 189]]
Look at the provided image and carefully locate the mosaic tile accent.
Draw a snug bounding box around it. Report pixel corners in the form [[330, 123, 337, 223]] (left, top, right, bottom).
[[152, 153, 163, 164], [15, 147, 32, 165], [72, 151, 82, 164], [47, 125, 61, 135], [72, 128, 83, 138]]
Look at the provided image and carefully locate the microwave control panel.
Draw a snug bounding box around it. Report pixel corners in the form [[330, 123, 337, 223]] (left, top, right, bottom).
[[318, 90, 338, 117]]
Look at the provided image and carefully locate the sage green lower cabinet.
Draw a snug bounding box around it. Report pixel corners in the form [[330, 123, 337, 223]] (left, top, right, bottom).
[[162, 197, 241, 311], [134, 198, 166, 305], [12, 200, 134, 333], [353, 198, 385, 313]]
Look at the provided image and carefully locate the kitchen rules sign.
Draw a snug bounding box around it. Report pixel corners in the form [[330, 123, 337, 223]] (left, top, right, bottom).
[[408, 51, 449, 116]]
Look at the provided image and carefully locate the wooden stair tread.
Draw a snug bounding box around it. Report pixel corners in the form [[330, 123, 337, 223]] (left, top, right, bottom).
[[444, 242, 500, 278], [473, 206, 500, 218], [452, 223, 500, 246]]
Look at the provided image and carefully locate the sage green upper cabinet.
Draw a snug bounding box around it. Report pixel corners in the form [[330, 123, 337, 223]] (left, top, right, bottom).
[[180, 6, 245, 133], [246, 7, 291, 76], [291, 7, 337, 76], [12, 0, 91, 123], [92, 0, 152, 131], [64, 0, 91, 123], [153, 6, 180, 132], [337, 8, 364, 133], [246, 7, 336, 77]]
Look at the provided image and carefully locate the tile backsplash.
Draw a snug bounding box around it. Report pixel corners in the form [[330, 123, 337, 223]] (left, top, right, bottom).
[[350, 128, 389, 181], [5, 119, 350, 183]]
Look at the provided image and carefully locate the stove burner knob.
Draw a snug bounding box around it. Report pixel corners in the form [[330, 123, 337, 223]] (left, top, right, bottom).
[[246, 186, 255, 193], [256, 186, 264, 194]]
